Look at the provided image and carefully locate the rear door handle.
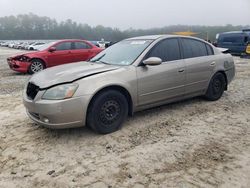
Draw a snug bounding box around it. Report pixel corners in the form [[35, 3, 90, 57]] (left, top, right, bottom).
[[210, 62, 216, 66], [178, 69, 185, 73]]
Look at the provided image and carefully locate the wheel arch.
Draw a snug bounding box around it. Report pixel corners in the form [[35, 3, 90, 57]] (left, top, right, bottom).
[[217, 70, 228, 90], [209, 70, 228, 91], [29, 58, 47, 68], [87, 85, 134, 117]]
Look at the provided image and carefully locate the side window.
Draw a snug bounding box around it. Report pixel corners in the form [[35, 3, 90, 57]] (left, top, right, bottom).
[[74, 42, 91, 50], [55, 42, 72, 51], [222, 35, 244, 43], [147, 38, 181, 62], [206, 44, 214, 55], [182, 39, 208, 58]]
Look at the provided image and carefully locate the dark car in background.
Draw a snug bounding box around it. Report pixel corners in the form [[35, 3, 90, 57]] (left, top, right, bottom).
[[7, 39, 103, 74], [216, 29, 250, 55]]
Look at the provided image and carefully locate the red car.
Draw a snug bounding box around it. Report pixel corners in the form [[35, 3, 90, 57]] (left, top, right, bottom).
[[7, 39, 103, 74]]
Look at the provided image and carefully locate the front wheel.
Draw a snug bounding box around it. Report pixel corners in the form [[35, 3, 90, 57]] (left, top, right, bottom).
[[28, 59, 45, 74], [205, 72, 226, 101], [87, 90, 128, 134]]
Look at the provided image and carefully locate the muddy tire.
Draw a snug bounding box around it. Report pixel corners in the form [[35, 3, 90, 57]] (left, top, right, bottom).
[[205, 72, 226, 101], [87, 90, 128, 134]]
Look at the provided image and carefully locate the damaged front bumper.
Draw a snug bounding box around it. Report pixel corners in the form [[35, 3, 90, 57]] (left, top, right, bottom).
[[7, 58, 31, 73], [23, 90, 91, 129]]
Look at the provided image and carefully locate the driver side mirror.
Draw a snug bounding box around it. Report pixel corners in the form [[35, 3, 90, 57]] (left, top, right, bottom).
[[143, 57, 162, 66], [48, 47, 56, 52]]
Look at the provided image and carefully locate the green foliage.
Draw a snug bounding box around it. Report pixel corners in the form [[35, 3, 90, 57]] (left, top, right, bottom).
[[0, 13, 249, 41]]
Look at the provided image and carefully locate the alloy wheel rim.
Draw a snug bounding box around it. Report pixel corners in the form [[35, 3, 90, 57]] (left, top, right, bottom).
[[31, 62, 43, 72]]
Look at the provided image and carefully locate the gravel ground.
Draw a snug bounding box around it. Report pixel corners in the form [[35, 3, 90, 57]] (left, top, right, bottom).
[[0, 47, 250, 188]]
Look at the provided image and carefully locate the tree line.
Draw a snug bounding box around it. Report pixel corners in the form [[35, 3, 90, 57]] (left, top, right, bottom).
[[0, 13, 249, 41]]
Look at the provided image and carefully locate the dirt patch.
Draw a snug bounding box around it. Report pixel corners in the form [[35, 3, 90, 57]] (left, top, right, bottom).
[[154, 142, 233, 174]]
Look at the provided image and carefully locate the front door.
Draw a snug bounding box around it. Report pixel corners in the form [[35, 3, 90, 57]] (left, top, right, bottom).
[[136, 38, 186, 106], [47, 42, 73, 67]]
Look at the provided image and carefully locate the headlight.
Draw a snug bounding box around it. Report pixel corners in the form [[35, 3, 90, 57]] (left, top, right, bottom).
[[20, 56, 30, 62], [15, 55, 30, 62], [42, 83, 78, 100]]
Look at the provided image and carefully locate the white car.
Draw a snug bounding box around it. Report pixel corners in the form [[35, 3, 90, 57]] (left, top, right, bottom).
[[8, 42, 15, 48], [97, 41, 106, 48], [33, 43, 46, 50], [28, 42, 45, 50], [24, 42, 34, 50], [1, 41, 10, 47]]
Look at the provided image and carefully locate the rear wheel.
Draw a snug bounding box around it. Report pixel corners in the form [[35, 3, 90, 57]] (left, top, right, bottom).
[[28, 59, 45, 74], [87, 90, 128, 134], [205, 72, 226, 101]]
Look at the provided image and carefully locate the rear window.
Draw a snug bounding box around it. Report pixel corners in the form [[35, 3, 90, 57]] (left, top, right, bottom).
[[74, 42, 91, 49], [206, 44, 214, 55], [182, 38, 208, 59]]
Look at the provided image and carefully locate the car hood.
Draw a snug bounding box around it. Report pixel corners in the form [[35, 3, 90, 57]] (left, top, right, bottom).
[[29, 62, 120, 89], [9, 51, 43, 59]]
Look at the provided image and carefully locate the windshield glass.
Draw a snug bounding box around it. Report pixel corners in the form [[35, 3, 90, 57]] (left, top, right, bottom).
[[38, 41, 56, 51], [90, 40, 152, 65]]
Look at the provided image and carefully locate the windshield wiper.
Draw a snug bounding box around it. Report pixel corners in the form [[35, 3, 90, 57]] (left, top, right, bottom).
[[97, 60, 110, 65], [90, 54, 106, 62]]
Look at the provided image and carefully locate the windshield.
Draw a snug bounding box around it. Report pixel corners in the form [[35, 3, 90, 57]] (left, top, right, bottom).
[[90, 40, 152, 65], [38, 41, 56, 51]]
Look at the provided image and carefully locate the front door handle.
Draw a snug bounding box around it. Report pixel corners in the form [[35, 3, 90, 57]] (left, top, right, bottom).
[[178, 69, 185, 73]]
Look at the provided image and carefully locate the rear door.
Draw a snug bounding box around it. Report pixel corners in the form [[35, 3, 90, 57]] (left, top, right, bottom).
[[72, 41, 93, 62], [180, 38, 214, 95], [47, 42, 74, 66], [136, 38, 186, 106]]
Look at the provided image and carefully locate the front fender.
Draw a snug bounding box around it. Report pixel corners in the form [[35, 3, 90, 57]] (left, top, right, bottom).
[[73, 66, 138, 109]]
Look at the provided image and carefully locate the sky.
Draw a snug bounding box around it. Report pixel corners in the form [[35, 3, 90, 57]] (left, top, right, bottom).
[[0, 0, 249, 30]]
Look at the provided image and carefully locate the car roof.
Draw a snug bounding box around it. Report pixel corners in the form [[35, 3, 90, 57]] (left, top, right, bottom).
[[55, 39, 89, 43], [219, 31, 250, 36], [126, 35, 165, 40], [125, 34, 206, 41]]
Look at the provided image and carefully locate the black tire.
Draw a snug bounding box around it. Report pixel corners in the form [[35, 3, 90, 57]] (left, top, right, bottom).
[[28, 59, 45, 74], [87, 90, 128, 134], [205, 72, 226, 101]]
